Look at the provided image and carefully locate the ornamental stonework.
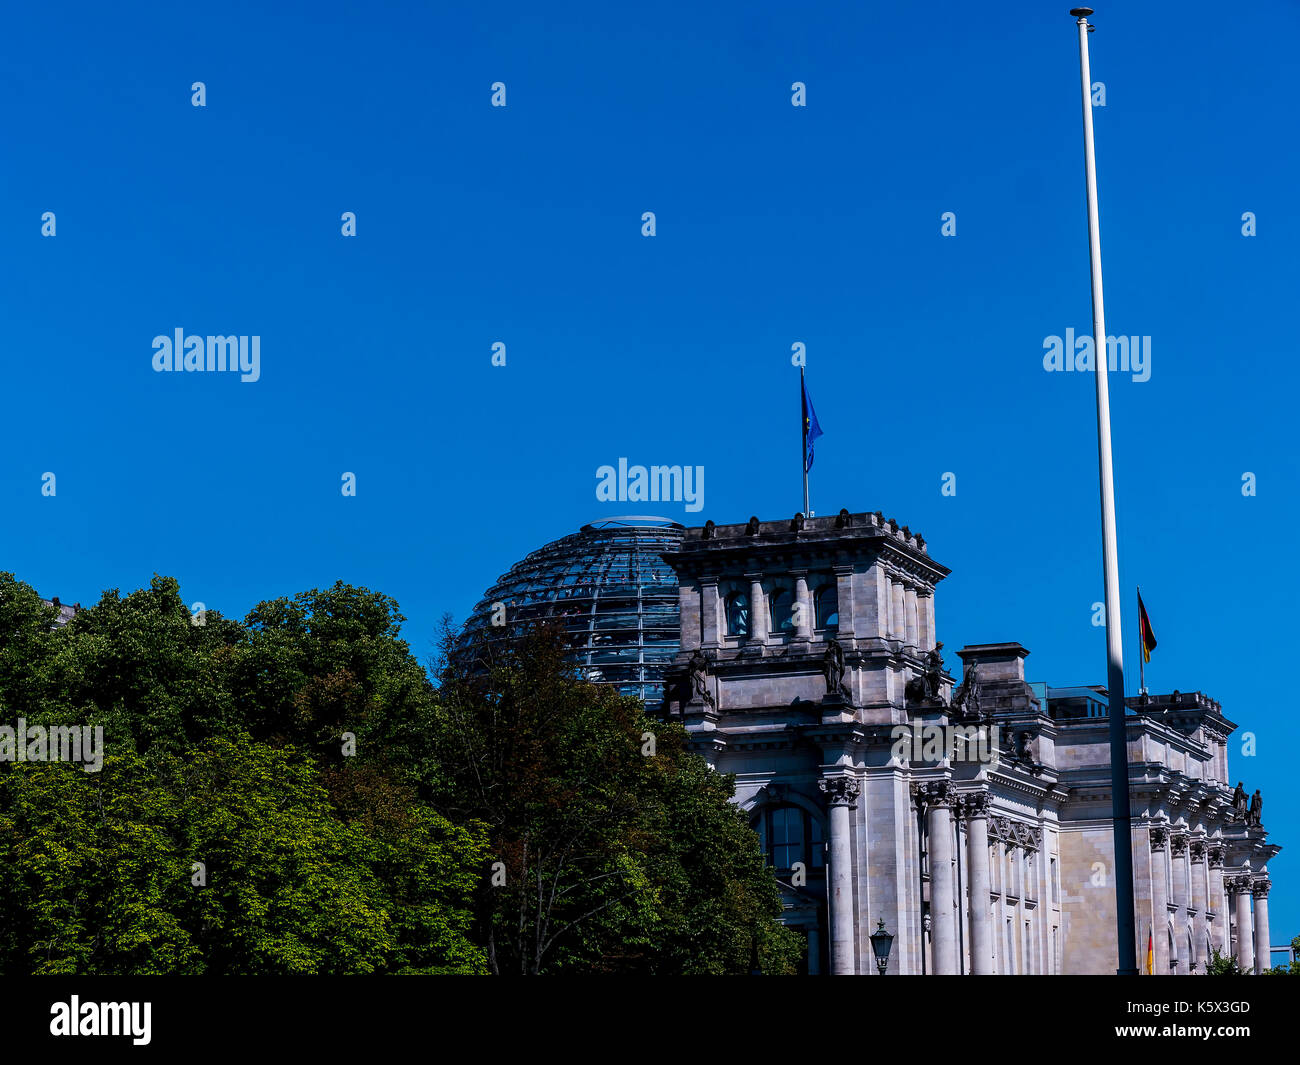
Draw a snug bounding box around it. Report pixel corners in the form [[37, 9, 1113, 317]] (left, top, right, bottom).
[[819, 776, 861, 808], [911, 780, 957, 810]]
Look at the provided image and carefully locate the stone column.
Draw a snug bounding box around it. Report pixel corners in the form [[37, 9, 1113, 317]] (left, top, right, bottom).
[[1208, 845, 1226, 954], [792, 571, 812, 641], [917, 591, 934, 651], [1189, 841, 1207, 972], [918, 781, 958, 975], [747, 575, 767, 644], [1149, 827, 1169, 974], [904, 584, 919, 649], [1230, 876, 1254, 972], [819, 777, 860, 975], [1169, 833, 1188, 972], [1252, 880, 1271, 975], [700, 578, 720, 648], [889, 579, 905, 641], [964, 793, 994, 974]]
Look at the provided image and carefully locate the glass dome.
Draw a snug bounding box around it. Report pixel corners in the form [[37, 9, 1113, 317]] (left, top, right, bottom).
[[458, 517, 685, 702]]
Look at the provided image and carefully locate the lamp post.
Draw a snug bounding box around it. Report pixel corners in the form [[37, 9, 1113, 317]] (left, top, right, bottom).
[[870, 919, 894, 975]]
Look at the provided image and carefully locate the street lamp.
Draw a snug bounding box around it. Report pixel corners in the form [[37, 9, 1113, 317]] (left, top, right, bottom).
[[870, 919, 894, 975]]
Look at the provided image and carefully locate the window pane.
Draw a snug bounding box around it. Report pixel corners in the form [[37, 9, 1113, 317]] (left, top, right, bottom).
[[726, 592, 750, 637], [768, 589, 794, 633], [814, 584, 839, 630]]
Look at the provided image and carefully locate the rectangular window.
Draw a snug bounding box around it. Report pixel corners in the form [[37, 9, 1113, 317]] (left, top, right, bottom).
[[1051, 857, 1059, 903]]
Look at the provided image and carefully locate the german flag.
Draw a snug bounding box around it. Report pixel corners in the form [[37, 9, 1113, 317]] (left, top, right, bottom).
[[1138, 591, 1157, 663], [1146, 925, 1154, 974]]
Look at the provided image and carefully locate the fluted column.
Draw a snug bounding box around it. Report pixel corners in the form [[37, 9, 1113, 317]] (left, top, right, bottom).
[[1149, 826, 1169, 974], [819, 777, 860, 975], [964, 793, 993, 974], [904, 584, 919, 649], [792, 571, 812, 641], [889, 579, 905, 640], [917, 781, 958, 975], [1170, 833, 1188, 972], [1230, 876, 1254, 972], [1208, 845, 1227, 954], [1189, 841, 1207, 972], [1253, 880, 1271, 974], [747, 575, 768, 644]]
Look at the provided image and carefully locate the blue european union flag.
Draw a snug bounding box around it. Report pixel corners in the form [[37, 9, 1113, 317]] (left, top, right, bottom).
[[802, 376, 823, 473]]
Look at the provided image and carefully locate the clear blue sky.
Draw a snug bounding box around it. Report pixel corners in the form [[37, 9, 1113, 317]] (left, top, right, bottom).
[[2, 1, 1296, 954]]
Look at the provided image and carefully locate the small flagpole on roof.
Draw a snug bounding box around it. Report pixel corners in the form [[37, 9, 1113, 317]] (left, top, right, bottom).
[[801, 366, 810, 516], [1137, 585, 1145, 695]]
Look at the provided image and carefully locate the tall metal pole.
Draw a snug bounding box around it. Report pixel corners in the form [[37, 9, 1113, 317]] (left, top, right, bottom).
[[801, 366, 810, 515], [1070, 6, 1137, 976]]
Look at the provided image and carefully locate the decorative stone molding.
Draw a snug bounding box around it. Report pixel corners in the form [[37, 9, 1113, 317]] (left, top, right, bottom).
[[819, 777, 861, 808], [911, 780, 956, 810], [985, 815, 1040, 852], [1149, 825, 1169, 850]]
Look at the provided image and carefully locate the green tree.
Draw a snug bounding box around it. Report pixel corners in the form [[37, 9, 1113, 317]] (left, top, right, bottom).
[[0, 573, 487, 975], [430, 622, 802, 974]]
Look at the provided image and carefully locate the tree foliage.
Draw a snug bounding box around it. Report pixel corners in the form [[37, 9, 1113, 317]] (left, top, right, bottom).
[[0, 572, 798, 975]]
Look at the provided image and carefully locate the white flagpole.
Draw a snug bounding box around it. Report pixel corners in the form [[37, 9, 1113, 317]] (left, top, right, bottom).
[[1071, 6, 1137, 976]]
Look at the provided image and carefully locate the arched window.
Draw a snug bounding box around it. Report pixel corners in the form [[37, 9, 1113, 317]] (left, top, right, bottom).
[[725, 591, 750, 637], [813, 582, 839, 631], [768, 586, 794, 635], [756, 805, 825, 871]]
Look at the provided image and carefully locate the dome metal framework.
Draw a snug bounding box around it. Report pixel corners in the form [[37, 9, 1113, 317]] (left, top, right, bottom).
[[459, 517, 685, 702]]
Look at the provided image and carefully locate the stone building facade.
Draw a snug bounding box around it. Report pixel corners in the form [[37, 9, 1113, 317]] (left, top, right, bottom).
[[660, 510, 1279, 975]]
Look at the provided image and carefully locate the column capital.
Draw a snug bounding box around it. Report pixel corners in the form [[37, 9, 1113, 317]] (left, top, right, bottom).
[[911, 780, 957, 810], [1208, 843, 1226, 868], [960, 791, 992, 820], [1252, 879, 1271, 899], [1149, 825, 1169, 851], [1189, 840, 1208, 864], [819, 776, 861, 808], [1170, 832, 1189, 855], [1226, 874, 1253, 895]]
